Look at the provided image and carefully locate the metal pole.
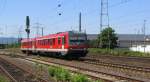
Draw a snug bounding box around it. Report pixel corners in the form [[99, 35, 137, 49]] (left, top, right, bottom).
[[99, 0, 109, 48], [79, 12, 82, 32], [42, 27, 44, 36], [99, 0, 103, 48], [143, 20, 146, 53]]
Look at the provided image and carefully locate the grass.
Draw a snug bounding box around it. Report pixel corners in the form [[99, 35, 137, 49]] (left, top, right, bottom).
[[48, 66, 102, 82], [0, 75, 9, 82], [48, 66, 71, 82], [94, 80, 103, 82], [89, 48, 150, 57], [71, 74, 90, 82]]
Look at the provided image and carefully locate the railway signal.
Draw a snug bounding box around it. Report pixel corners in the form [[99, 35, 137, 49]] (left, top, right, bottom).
[[25, 16, 30, 56], [79, 12, 82, 32], [25, 16, 30, 34]]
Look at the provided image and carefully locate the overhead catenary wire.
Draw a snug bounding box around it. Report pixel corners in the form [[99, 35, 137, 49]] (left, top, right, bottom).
[[50, 0, 134, 26], [0, 0, 7, 16], [109, 0, 134, 8]]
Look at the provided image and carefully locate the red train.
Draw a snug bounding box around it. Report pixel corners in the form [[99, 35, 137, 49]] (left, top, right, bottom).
[[21, 31, 88, 58]]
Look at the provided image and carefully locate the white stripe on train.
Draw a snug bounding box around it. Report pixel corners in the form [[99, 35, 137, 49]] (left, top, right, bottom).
[[21, 48, 68, 52]]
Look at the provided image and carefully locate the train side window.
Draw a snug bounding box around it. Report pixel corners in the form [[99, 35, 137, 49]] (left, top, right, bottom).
[[53, 38, 55, 45], [42, 40, 45, 46], [62, 37, 64, 45], [50, 39, 52, 45], [62, 36, 66, 45], [42, 40, 43, 45], [47, 39, 48, 45], [64, 36, 66, 44], [45, 39, 47, 45], [45, 40, 47, 45], [38, 40, 40, 45], [43, 40, 45, 45], [48, 39, 51, 45], [40, 40, 42, 45]]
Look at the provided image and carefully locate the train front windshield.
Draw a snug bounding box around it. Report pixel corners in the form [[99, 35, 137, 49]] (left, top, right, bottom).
[[69, 33, 87, 45]]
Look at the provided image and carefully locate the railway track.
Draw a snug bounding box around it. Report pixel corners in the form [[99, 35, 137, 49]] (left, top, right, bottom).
[[81, 57, 150, 73], [27, 57, 148, 82], [0, 65, 17, 82], [0, 51, 150, 81], [0, 56, 48, 82]]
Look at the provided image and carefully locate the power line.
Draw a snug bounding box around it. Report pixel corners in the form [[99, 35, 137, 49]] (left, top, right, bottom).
[[79, 12, 82, 32], [0, 0, 7, 16], [143, 20, 146, 53], [109, 0, 134, 8], [83, 0, 134, 16]]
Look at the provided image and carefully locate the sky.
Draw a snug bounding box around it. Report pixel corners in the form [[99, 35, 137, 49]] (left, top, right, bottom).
[[0, 0, 150, 38]]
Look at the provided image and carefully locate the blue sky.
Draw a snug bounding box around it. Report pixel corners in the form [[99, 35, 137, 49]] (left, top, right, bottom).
[[0, 0, 150, 38]]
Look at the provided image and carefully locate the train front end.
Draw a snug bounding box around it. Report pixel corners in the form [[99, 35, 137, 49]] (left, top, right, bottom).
[[67, 31, 88, 57]]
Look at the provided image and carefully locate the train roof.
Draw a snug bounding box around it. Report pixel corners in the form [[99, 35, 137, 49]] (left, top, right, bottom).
[[21, 31, 86, 42]]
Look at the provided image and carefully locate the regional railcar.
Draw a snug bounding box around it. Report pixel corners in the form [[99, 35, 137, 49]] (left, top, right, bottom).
[[21, 31, 88, 58]]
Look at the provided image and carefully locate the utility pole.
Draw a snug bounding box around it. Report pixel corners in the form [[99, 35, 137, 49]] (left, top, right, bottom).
[[79, 12, 82, 32], [35, 22, 40, 37], [5, 25, 8, 48], [99, 0, 110, 48], [18, 26, 23, 44], [143, 20, 146, 53], [34, 23, 44, 37], [41, 27, 44, 36]]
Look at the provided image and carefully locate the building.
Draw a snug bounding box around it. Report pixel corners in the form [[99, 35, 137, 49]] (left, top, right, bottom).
[[87, 34, 150, 48], [130, 45, 150, 53], [0, 37, 19, 48]]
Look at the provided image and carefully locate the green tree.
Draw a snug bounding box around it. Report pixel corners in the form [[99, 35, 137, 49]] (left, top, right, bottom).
[[98, 27, 118, 49]]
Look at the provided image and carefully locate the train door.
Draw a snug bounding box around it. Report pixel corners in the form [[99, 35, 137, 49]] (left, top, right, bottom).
[[62, 36, 65, 49], [58, 37, 61, 49], [49, 39, 52, 48]]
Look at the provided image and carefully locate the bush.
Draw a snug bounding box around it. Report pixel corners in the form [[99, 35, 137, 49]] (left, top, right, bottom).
[[48, 66, 56, 77], [71, 74, 90, 82], [0, 75, 9, 82], [89, 48, 150, 57], [94, 80, 103, 82], [48, 66, 102, 82], [48, 66, 71, 81], [55, 67, 70, 81]]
